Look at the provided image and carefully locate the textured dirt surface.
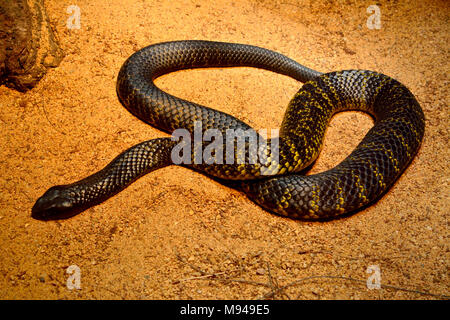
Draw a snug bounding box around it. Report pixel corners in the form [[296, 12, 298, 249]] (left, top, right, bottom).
[[0, 0, 448, 299]]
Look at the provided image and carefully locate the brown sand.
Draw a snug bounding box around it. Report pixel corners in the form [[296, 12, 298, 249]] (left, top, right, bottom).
[[0, 0, 448, 300]]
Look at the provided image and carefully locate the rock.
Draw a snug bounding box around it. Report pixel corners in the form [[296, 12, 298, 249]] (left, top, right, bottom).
[[0, 0, 64, 91]]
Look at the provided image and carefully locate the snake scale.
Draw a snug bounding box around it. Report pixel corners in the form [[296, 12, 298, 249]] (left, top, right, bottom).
[[32, 40, 425, 220]]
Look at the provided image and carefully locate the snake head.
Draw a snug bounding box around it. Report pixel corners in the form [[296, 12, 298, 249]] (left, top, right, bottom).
[[32, 186, 81, 220]]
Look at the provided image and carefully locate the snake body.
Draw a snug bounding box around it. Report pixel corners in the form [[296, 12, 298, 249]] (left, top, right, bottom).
[[32, 41, 425, 220]]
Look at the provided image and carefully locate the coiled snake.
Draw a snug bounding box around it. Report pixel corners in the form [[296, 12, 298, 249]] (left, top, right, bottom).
[[32, 40, 425, 220]]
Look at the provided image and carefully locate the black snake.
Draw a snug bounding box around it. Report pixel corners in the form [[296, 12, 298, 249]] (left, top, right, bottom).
[[32, 40, 425, 220]]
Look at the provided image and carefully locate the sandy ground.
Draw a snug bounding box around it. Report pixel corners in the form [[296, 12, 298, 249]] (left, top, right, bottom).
[[0, 0, 448, 300]]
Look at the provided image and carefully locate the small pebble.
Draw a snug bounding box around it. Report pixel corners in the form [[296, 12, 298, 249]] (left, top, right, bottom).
[[256, 268, 265, 275]]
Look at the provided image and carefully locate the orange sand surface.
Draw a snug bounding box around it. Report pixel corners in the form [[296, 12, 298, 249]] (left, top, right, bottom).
[[0, 0, 448, 299]]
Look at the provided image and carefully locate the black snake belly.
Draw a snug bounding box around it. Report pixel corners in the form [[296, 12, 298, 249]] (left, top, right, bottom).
[[32, 40, 425, 220]]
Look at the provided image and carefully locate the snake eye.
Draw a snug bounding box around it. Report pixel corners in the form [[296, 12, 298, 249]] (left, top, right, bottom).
[[32, 186, 77, 220]]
